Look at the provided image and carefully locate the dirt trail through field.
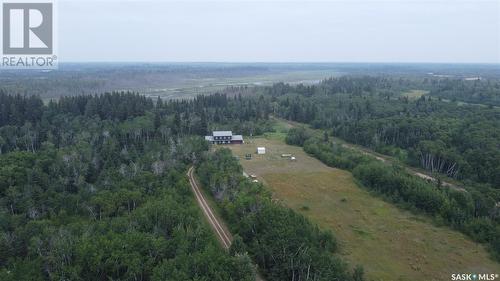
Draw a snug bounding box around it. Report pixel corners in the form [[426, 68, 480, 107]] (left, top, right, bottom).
[[341, 142, 466, 192], [281, 118, 465, 192]]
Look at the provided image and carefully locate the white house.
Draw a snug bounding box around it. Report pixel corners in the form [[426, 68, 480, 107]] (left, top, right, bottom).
[[257, 147, 266, 154]]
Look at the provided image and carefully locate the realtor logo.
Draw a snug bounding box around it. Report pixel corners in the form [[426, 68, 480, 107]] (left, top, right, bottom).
[[3, 3, 53, 54], [1, 0, 57, 69]]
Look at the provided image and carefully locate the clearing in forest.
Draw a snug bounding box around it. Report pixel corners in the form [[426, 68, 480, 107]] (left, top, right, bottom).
[[401, 89, 429, 99], [226, 135, 500, 281]]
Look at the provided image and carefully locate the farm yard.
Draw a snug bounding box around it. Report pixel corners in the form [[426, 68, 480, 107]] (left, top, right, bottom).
[[225, 134, 500, 281]]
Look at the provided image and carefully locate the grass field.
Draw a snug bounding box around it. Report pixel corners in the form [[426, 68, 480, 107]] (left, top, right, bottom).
[[225, 134, 500, 281], [142, 69, 339, 99], [401, 89, 429, 99]]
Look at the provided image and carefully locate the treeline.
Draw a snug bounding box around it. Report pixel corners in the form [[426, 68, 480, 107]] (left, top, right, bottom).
[[262, 77, 500, 188], [0, 92, 272, 155], [0, 91, 281, 280], [429, 78, 500, 106], [52, 92, 154, 121], [290, 132, 500, 260], [266, 76, 500, 106], [196, 148, 365, 281], [0, 91, 44, 127], [0, 134, 255, 280]]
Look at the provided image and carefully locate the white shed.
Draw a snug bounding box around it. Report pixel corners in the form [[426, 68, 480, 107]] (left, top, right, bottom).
[[257, 147, 266, 154]]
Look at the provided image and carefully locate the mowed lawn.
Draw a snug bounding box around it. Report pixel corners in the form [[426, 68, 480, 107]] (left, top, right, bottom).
[[226, 137, 500, 281]]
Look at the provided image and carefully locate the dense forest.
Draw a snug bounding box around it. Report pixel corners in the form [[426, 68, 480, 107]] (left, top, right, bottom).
[[0, 90, 365, 280], [0, 91, 272, 155], [264, 77, 500, 188], [0, 91, 268, 280], [428, 78, 500, 106]]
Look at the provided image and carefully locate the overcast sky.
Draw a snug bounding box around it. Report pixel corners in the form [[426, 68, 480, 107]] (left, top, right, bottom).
[[59, 0, 500, 63]]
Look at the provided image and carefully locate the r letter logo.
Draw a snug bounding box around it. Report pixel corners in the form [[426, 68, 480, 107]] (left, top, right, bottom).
[[1, 0, 57, 69], [3, 3, 53, 54]]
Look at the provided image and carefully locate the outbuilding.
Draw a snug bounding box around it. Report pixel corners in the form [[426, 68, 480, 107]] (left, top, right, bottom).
[[257, 147, 266, 154]]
